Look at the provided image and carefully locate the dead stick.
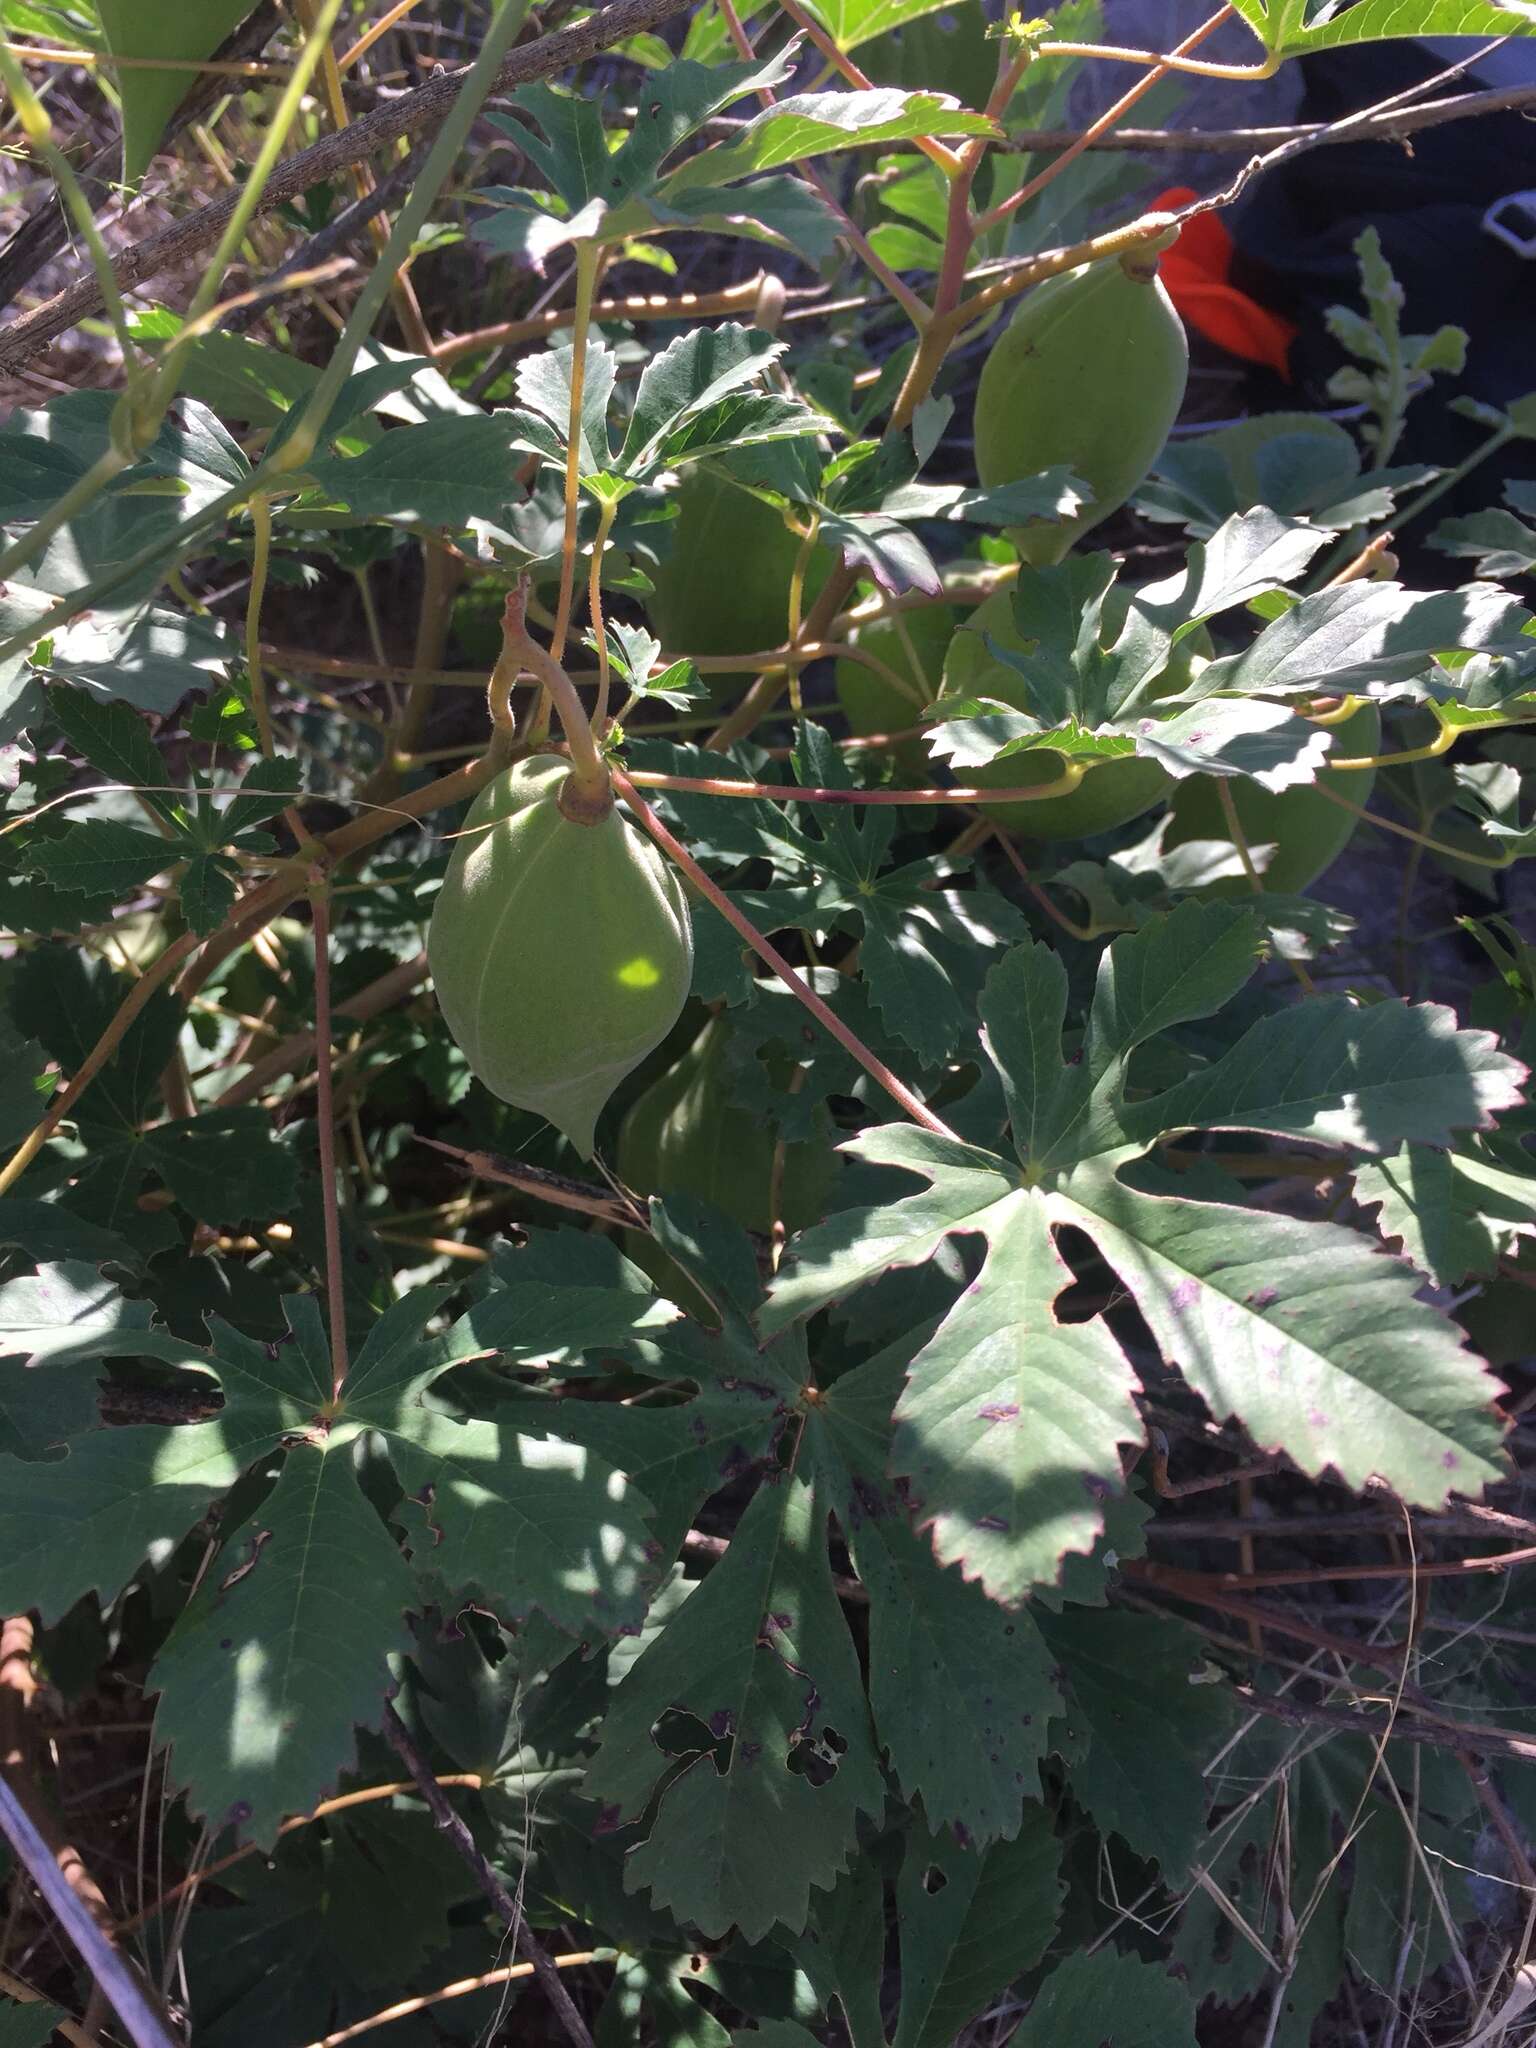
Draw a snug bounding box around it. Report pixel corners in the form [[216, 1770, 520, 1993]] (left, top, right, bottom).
[[380, 1703, 594, 2048], [0, 0, 698, 372]]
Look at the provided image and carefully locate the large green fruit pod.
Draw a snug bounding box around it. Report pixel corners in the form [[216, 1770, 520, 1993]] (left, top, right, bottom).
[[618, 1015, 835, 1232], [938, 587, 1173, 841], [428, 755, 692, 1155], [834, 604, 958, 777], [974, 254, 1188, 566], [1164, 701, 1382, 897], [647, 469, 834, 704], [618, 1015, 836, 1316]]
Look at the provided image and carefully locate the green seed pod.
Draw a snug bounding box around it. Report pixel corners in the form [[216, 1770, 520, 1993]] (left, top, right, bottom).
[[647, 469, 834, 704], [939, 588, 1173, 840], [620, 1015, 834, 1232], [1164, 702, 1382, 897], [618, 1015, 835, 1316], [834, 604, 958, 778], [428, 755, 693, 1155], [974, 256, 1188, 566]]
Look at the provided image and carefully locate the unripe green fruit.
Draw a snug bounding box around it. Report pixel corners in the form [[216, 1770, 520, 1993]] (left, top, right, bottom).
[[834, 605, 957, 777], [428, 755, 693, 1156], [620, 1016, 834, 1231], [647, 469, 834, 704], [939, 589, 1172, 840], [618, 1016, 836, 1316], [974, 257, 1188, 566], [1164, 702, 1381, 896]]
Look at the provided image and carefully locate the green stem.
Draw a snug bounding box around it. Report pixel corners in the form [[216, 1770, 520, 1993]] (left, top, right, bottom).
[[589, 497, 621, 733], [0, 446, 128, 584], [244, 494, 278, 757], [1313, 782, 1514, 868], [310, 872, 350, 1402], [784, 512, 821, 717], [273, 0, 533, 472], [0, 478, 252, 670], [1391, 423, 1516, 535], [177, 0, 350, 340], [551, 237, 603, 666], [0, 41, 141, 372], [501, 583, 608, 802]]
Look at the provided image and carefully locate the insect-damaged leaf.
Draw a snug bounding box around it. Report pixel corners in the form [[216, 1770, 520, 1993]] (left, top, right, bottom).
[[587, 1472, 883, 1941], [150, 1442, 418, 1845]]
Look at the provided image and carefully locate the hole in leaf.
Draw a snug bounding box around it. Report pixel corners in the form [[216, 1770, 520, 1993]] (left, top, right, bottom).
[[786, 1724, 845, 1786], [651, 1707, 734, 1775], [922, 1866, 948, 1895]]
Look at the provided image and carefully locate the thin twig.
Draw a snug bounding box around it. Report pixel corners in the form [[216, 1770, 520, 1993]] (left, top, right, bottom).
[[1231, 1687, 1536, 1764], [994, 85, 1536, 151], [0, 0, 701, 372], [414, 1135, 647, 1230], [435, 276, 774, 362], [621, 766, 1091, 806], [614, 770, 955, 1138], [380, 1703, 595, 2048], [301, 1953, 608, 2048]]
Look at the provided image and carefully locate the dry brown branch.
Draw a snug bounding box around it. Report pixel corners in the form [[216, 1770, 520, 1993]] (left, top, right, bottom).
[[1232, 1686, 1536, 1763], [0, 0, 699, 372], [999, 81, 1536, 152], [413, 1134, 647, 1230], [0, 3, 283, 312], [380, 1703, 594, 2048], [300, 1952, 607, 2048], [215, 952, 428, 1107]]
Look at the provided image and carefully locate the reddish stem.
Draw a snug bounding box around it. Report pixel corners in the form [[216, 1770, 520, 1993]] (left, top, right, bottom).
[[987, 824, 1094, 940], [974, 6, 1234, 238], [613, 771, 956, 1139], [621, 766, 1088, 806]]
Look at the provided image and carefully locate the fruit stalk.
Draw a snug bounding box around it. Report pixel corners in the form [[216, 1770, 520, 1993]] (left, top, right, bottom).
[[550, 237, 603, 668], [494, 582, 611, 817], [589, 498, 621, 734]]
